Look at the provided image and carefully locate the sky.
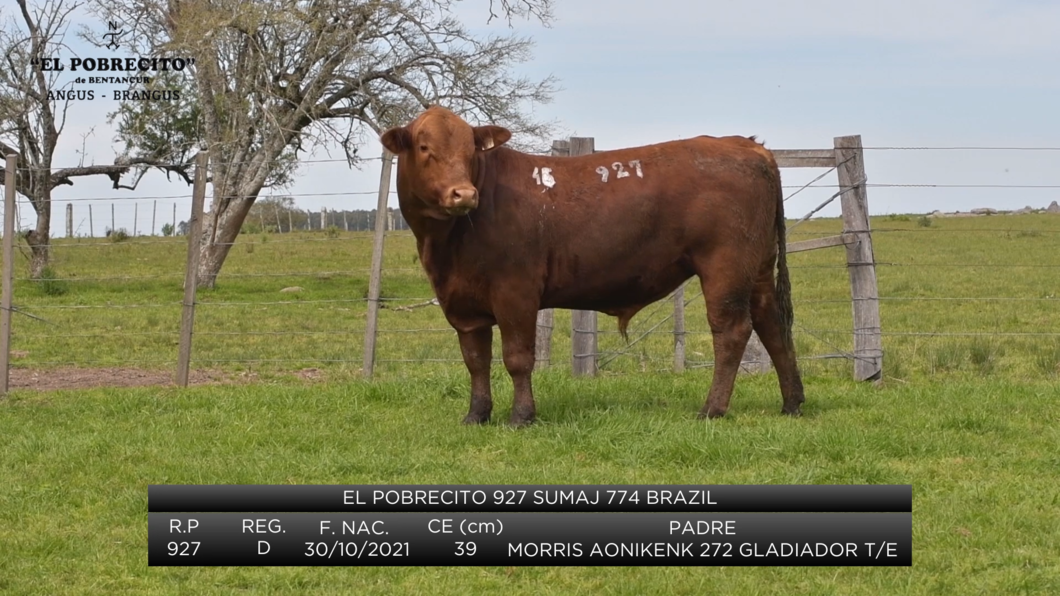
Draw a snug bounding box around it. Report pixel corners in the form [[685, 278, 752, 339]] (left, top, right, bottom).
[[15, 0, 1060, 236]]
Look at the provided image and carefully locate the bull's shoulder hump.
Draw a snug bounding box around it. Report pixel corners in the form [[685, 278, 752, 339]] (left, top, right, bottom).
[[569, 138, 693, 159], [535, 136, 775, 166], [559, 136, 768, 156], [683, 135, 776, 164]]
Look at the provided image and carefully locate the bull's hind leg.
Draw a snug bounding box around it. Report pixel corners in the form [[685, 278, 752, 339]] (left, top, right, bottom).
[[497, 315, 539, 427], [458, 327, 494, 424], [749, 273, 806, 416], [698, 278, 754, 419]]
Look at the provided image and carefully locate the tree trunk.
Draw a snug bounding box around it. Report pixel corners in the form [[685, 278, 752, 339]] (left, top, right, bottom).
[[26, 227, 50, 278], [195, 195, 255, 288], [26, 193, 51, 279]]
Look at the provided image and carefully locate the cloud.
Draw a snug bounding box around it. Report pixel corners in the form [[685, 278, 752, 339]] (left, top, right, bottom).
[[551, 0, 1060, 56]]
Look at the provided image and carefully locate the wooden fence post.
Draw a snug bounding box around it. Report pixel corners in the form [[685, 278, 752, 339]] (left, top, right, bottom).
[[568, 137, 598, 376], [89, 205, 94, 238], [533, 139, 570, 370], [363, 149, 394, 379], [152, 200, 157, 235], [534, 310, 553, 370], [835, 135, 883, 381], [66, 203, 73, 238], [673, 283, 686, 373], [111, 203, 115, 234], [133, 203, 138, 236], [176, 152, 208, 387], [740, 332, 772, 374], [0, 155, 17, 395]]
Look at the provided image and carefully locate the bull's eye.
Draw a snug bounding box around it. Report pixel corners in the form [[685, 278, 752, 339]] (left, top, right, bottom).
[[419, 145, 429, 153]]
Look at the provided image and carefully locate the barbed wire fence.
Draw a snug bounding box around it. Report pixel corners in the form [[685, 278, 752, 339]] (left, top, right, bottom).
[[1, 142, 1058, 392]]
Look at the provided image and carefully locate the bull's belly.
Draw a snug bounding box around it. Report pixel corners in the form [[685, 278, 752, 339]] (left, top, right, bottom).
[[541, 260, 695, 312]]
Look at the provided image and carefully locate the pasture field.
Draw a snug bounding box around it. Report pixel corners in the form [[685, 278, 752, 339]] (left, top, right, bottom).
[[2, 213, 1059, 594], [8, 214, 1060, 379]]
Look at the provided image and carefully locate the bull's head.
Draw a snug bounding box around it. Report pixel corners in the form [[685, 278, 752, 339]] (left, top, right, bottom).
[[380, 107, 511, 217]]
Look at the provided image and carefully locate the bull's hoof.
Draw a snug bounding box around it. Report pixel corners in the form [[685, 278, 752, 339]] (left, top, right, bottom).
[[782, 405, 803, 417], [462, 412, 491, 425], [698, 406, 727, 420], [508, 406, 536, 428]]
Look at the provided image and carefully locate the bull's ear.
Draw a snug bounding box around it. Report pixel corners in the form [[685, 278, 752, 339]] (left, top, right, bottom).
[[380, 126, 412, 154], [473, 125, 511, 151]]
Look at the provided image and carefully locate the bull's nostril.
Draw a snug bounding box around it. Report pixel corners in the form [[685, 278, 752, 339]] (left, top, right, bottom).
[[443, 188, 477, 215], [453, 188, 477, 203]]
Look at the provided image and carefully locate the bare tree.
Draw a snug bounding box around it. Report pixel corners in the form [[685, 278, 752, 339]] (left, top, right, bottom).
[[88, 0, 558, 288], [0, 0, 184, 277]]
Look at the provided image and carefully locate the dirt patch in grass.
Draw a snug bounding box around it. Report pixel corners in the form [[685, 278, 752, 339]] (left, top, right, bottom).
[[8, 367, 233, 391], [6, 366, 348, 391]]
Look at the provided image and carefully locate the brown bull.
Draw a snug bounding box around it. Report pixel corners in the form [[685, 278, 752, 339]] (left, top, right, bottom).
[[380, 106, 805, 426]]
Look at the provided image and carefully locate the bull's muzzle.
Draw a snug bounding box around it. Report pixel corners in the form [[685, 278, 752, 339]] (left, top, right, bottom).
[[443, 187, 479, 216]]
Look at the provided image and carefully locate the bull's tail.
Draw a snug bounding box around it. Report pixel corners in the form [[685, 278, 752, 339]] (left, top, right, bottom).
[[773, 165, 795, 349]]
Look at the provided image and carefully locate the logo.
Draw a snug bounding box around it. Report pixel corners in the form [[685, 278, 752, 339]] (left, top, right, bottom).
[[103, 21, 124, 52], [31, 18, 194, 103]]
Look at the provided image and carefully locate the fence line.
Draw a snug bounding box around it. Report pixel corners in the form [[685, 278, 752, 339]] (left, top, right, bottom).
[[18, 156, 390, 173], [861, 146, 1060, 151], [25, 233, 417, 247], [38, 220, 1060, 249], [15, 261, 1060, 284], [20, 193, 1055, 242], [5, 140, 1060, 393], [31, 180, 1060, 202], [18, 146, 1060, 173], [33, 327, 1058, 340], [6, 137, 892, 387]]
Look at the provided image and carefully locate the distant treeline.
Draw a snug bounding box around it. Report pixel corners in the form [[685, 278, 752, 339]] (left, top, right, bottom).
[[240, 196, 409, 234]]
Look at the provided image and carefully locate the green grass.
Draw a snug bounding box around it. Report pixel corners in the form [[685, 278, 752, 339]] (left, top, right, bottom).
[[2, 213, 1060, 594], [2, 375, 1059, 594]]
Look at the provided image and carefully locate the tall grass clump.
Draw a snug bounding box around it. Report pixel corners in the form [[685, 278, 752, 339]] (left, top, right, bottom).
[[36, 266, 69, 297], [107, 228, 131, 242], [968, 338, 1003, 375], [930, 341, 964, 373], [1032, 338, 1060, 375]]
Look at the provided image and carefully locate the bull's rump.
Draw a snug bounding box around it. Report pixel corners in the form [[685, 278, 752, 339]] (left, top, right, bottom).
[[506, 137, 780, 310]]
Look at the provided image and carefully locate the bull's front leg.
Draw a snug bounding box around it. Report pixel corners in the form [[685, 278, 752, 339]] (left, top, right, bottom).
[[498, 316, 538, 427], [457, 327, 494, 424]]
